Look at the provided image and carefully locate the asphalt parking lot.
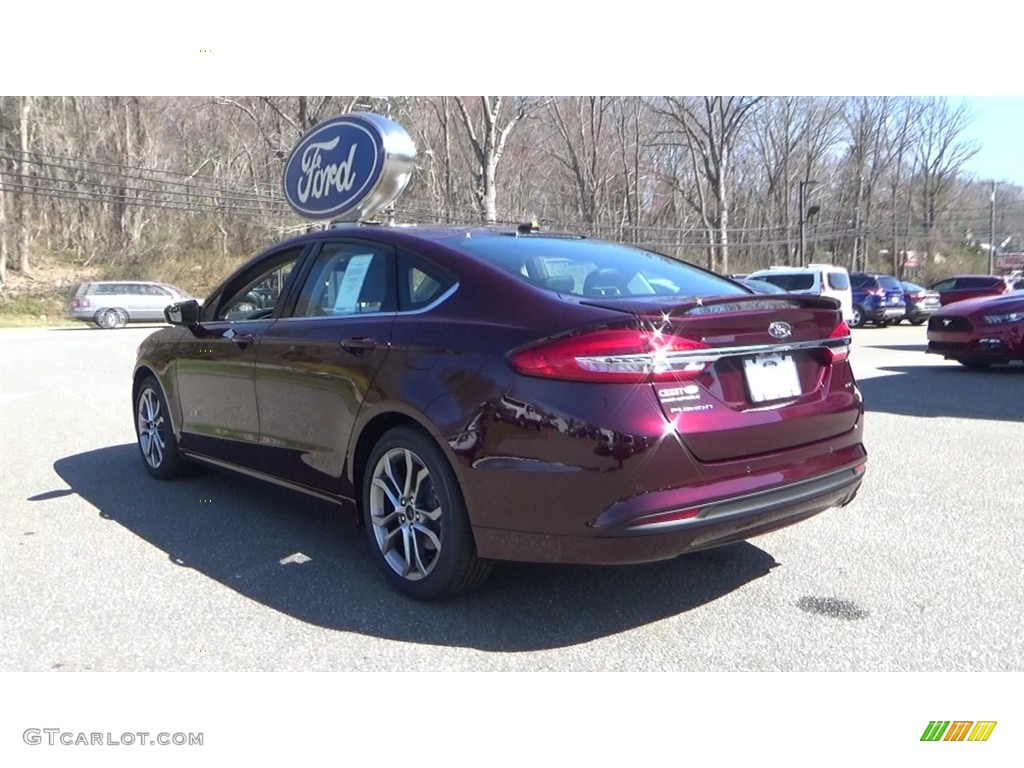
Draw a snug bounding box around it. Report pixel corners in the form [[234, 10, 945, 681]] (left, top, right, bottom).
[[1, 322, 1021, 672]]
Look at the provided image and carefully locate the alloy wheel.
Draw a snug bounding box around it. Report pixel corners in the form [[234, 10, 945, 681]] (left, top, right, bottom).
[[368, 447, 443, 581], [137, 386, 166, 469]]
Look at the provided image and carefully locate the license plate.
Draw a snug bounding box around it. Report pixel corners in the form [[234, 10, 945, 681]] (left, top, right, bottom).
[[743, 353, 801, 403]]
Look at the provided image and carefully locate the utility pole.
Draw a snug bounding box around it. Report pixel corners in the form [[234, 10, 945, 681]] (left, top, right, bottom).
[[798, 180, 819, 266], [988, 181, 996, 274]]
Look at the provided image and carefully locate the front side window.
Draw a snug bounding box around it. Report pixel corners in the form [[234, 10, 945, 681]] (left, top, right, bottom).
[[209, 248, 303, 321], [292, 242, 395, 318]]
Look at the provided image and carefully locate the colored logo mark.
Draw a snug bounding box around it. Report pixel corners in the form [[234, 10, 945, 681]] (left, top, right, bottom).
[[920, 721, 997, 742]]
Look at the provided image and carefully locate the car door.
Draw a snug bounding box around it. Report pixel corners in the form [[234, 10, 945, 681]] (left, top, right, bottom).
[[253, 239, 397, 496], [173, 246, 306, 466]]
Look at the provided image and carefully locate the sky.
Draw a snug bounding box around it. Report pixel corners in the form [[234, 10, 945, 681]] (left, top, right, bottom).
[[2, 6, 1021, 194], [956, 97, 1024, 186]]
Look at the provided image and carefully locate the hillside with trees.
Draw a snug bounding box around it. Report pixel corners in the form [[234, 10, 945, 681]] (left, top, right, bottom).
[[1, 96, 1021, 320]]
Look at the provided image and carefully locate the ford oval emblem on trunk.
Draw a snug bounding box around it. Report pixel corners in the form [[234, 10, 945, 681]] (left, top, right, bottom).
[[768, 321, 792, 339], [282, 113, 416, 222]]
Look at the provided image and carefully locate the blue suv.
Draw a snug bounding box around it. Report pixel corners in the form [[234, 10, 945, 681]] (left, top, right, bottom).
[[849, 273, 906, 328]]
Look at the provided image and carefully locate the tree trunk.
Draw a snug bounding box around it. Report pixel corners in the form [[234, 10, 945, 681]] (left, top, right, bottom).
[[17, 96, 32, 274]]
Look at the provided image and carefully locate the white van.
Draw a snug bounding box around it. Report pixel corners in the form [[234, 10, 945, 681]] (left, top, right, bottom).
[[746, 264, 854, 323]]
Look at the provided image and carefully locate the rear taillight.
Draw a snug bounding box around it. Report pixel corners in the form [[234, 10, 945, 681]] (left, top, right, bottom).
[[867, 287, 884, 296], [72, 298, 90, 309], [510, 329, 710, 383], [827, 320, 851, 362]]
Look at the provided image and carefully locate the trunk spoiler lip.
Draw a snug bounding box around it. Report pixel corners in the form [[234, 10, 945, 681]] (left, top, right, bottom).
[[580, 293, 841, 316]]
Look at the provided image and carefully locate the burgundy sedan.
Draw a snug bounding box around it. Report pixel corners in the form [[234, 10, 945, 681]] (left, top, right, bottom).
[[926, 290, 1024, 368], [133, 226, 866, 599]]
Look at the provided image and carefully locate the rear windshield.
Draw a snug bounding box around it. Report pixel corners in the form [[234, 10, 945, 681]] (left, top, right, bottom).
[[449, 236, 746, 299], [901, 282, 924, 292], [755, 273, 815, 291], [877, 276, 902, 290]]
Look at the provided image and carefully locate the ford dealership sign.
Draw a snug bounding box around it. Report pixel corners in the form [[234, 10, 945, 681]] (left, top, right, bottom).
[[282, 113, 416, 222]]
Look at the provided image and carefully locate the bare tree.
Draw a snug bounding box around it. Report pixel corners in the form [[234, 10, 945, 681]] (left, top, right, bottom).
[[452, 97, 543, 224], [652, 96, 764, 272], [912, 97, 979, 259]]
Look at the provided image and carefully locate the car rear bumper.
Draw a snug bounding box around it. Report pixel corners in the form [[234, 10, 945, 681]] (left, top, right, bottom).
[[474, 464, 864, 564], [867, 306, 906, 321], [470, 437, 867, 565]]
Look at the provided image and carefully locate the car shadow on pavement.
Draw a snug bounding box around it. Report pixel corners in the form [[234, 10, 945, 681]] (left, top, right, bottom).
[[54, 444, 779, 652], [859, 364, 1024, 423]]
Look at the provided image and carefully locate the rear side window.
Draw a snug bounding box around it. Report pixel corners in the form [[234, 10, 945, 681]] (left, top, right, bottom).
[[826, 271, 850, 290], [931, 279, 955, 291], [850, 274, 871, 288], [450, 236, 745, 299], [958, 277, 996, 289], [398, 251, 455, 311], [757, 273, 815, 291], [293, 242, 395, 317]]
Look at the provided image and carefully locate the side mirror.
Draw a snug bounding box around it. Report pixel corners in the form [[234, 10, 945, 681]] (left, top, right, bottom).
[[165, 299, 201, 327]]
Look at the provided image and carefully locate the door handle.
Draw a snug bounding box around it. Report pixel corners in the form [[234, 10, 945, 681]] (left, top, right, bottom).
[[223, 328, 258, 348], [340, 337, 377, 353]]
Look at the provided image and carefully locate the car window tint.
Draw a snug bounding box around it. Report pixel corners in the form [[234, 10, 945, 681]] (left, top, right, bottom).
[[450, 236, 744, 299], [398, 251, 455, 311], [293, 242, 394, 318], [213, 248, 303, 321], [931, 279, 955, 291], [877, 276, 901, 290], [850, 274, 869, 288], [902, 282, 924, 292]]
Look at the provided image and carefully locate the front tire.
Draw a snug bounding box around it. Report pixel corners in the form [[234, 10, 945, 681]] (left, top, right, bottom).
[[135, 376, 184, 479], [850, 306, 865, 328], [363, 426, 492, 600], [96, 308, 127, 329]]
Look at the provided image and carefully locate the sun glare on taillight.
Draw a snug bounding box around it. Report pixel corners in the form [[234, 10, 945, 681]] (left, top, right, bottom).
[[827, 320, 851, 362], [510, 329, 711, 382]]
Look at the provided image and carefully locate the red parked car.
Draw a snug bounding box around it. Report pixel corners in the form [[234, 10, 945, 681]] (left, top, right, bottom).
[[929, 275, 1016, 306], [133, 225, 866, 599], [926, 290, 1024, 368]]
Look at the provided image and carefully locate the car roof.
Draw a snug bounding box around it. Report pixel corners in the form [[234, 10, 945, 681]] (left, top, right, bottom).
[[85, 280, 177, 286]]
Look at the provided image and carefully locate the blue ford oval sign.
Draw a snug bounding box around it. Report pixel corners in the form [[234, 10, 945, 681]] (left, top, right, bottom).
[[282, 113, 416, 222]]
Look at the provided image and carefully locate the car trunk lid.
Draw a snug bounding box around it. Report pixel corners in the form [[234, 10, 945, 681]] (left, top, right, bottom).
[[582, 294, 860, 462]]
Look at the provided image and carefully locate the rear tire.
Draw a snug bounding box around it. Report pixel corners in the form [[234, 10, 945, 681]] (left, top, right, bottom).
[[910, 319, 925, 326], [362, 426, 492, 600], [850, 306, 865, 329]]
